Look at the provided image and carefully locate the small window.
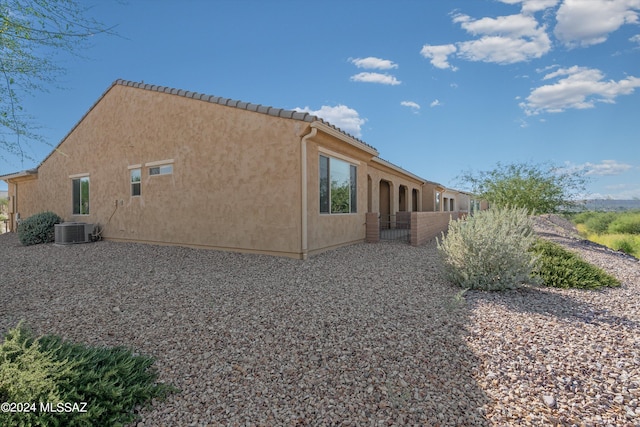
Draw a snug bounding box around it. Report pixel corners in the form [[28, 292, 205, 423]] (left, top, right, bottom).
[[435, 192, 441, 212], [149, 164, 172, 176], [131, 169, 141, 196], [72, 176, 90, 215], [319, 155, 357, 214]]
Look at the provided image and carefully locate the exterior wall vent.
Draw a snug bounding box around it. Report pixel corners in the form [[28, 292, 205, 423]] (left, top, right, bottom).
[[54, 223, 94, 244]]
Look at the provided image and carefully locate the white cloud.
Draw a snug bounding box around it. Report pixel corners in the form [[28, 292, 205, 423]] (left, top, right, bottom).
[[420, 44, 458, 70], [562, 160, 633, 176], [454, 13, 552, 64], [430, 99, 442, 107], [400, 101, 420, 110], [498, 0, 560, 13], [454, 13, 541, 37], [631, 34, 640, 45], [294, 105, 366, 138], [350, 72, 401, 85], [584, 160, 633, 176], [600, 183, 640, 199], [555, 0, 640, 47], [520, 66, 640, 115], [350, 57, 398, 70]]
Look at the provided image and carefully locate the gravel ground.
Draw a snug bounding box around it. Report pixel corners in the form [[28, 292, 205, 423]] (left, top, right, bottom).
[[0, 215, 638, 426], [463, 215, 640, 426]]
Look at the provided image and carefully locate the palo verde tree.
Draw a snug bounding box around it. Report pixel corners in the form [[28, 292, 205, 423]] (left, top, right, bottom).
[[457, 161, 587, 213], [0, 0, 114, 163]]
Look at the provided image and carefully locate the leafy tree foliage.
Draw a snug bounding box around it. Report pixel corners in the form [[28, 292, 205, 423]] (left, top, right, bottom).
[[457, 161, 587, 213], [0, 0, 113, 162]]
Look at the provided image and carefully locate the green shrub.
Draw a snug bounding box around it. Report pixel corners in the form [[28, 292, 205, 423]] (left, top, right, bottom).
[[437, 206, 538, 290], [607, 212, 640, 235], [572, 211, 596, 224], [530, 239, 620, 289], [583, 212, 616, 234], [0, 322, 73, 403], [612, 237, 635, 255], [0, 323, 175, 427], [17, 211, 62, 245]]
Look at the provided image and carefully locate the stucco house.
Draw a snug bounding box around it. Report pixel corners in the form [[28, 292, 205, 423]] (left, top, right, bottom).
[[1, 80, 475, 258]]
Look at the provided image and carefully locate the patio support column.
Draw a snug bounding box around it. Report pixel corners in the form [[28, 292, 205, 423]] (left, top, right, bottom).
[[365, 212, 379, 243]]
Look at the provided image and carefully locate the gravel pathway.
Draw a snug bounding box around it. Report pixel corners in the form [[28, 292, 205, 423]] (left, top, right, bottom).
[[0, 215, 638, 426]]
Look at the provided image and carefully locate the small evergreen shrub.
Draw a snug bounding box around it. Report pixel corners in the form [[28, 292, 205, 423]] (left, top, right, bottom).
[[17, 211, 62, 246], [437, 206, 538, 290], [0, 322, 73, 404], [0, 323, 175, 427], [612, 237, 635, 255], [572, 211, 596, 224], [583, 212, 616, 234], [608, 212, 640, 235], [530, 239, 620, 289]]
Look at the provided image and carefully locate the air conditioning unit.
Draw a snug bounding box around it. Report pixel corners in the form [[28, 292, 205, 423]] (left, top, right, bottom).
[[54, 223, 94, 244]]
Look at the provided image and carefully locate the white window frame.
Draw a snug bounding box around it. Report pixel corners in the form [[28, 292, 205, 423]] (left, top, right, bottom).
[[130, 168, 141, 196], [146, 159, 174, 176], [70, 173, 90, 215]]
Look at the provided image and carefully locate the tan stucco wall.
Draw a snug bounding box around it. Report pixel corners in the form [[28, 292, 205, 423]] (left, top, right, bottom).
[[367, 162, 423, 215], [456, 193, 471, 212], [422, 182, 446, 212], [304, 130, 373, 255], [7, 177, 39, 231], [24, 85, 305, 257], [4, 82, 463, 258]]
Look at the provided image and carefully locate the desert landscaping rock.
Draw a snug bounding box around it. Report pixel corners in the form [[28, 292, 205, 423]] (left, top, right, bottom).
[[1, 215, 638, 426]]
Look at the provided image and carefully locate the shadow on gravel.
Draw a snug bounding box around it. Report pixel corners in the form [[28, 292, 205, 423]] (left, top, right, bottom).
[[0, 235, 492, 426], [536, 231, 640, 262], [467, 285, 638, 329]]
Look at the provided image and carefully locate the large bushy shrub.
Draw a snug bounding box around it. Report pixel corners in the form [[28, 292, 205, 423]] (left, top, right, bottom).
[[17, 211, 62, 245], [608, 212, 640, 234], [583, 212, 616, 234], [437, 206, 538, 290], [0, 323, 175, 427], [530, 239, 620, 289]]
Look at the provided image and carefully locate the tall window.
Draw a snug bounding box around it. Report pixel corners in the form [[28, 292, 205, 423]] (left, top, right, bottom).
[[435, 191, 441, 212], [72, 177, 89, 215], [319, 155, 357, 214], [131, 169, 141, 196]]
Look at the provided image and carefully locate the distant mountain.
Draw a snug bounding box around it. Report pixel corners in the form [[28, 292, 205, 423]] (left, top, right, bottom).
[[578, 199, 640, 211]]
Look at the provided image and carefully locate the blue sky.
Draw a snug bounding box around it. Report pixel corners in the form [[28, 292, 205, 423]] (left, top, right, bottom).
[[1, 0, 639, 199]]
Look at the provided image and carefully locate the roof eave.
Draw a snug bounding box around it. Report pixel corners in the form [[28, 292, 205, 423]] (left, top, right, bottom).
[[0, 169, 38, 182], [310, 121, 379, 157], [371, 157, 425, 183]]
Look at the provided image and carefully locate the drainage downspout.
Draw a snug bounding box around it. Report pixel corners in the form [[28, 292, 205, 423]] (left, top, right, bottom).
[[300, 126, 317, 260], [13, 182, 18, 232]]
